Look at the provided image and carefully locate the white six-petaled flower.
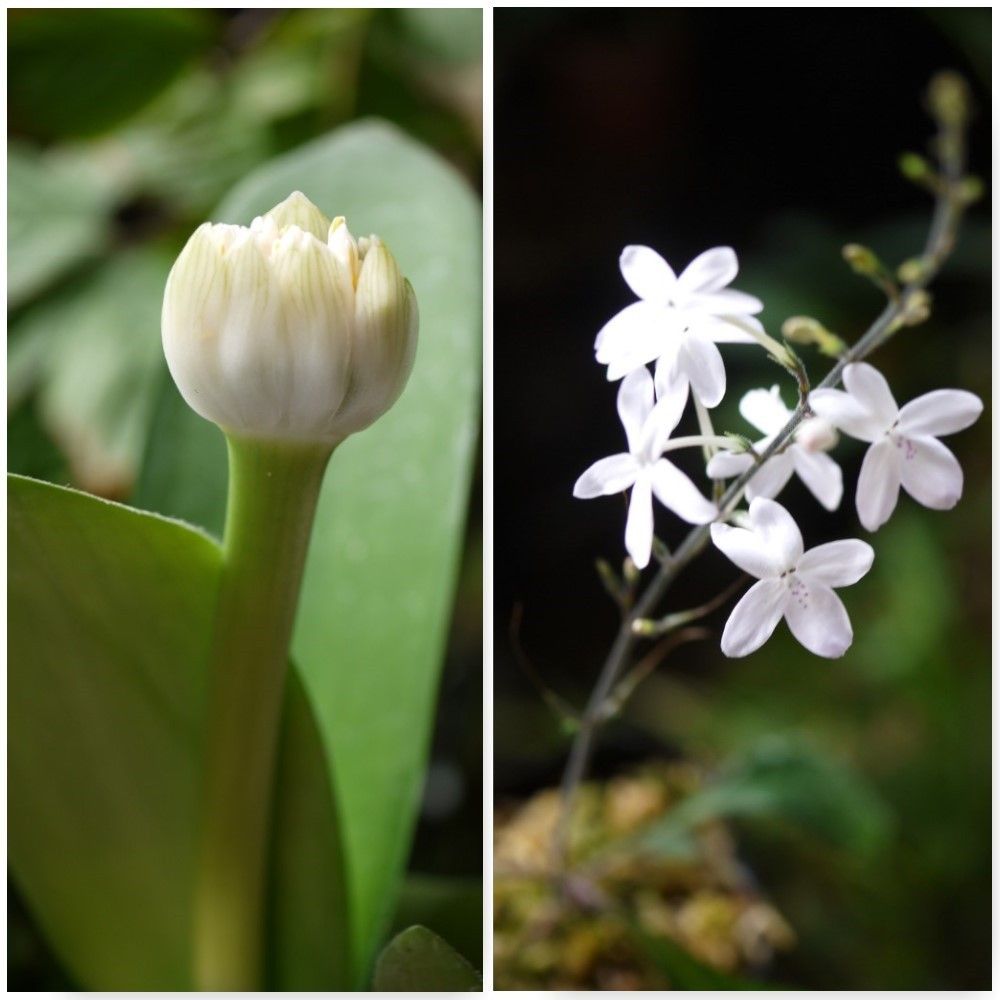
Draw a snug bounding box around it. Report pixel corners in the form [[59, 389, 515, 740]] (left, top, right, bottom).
[[706, 385, 843, 510], [574, 367, 716, 570], [594, 246, 763, 408], [809, 362, 983, 532], [711, 497, 874, 659]]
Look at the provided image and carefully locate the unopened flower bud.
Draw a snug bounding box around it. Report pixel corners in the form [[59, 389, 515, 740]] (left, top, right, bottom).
[[842, 243, 881, 277], [897, 257, 927, 284], [957, 176, 984, 206], [794, 416, 838, 453], [900, 289, 932, 327], [162, 191, 418, 445], [898, 152, 934, 184], [781, 315, 846, 359], [927, 71, 971, 128]]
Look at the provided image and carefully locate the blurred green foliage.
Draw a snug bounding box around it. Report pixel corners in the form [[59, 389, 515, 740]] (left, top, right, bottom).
[[7, 8, 482, 990]]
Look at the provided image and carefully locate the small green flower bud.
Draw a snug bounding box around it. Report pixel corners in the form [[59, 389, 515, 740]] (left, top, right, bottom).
[[622, 556, 640, 589], [900, 289, 932, 327], [957, 176, 984, 206], [162, 191, 418, 445], [898, 152, 934, 183], [781, 315, 846, 359], [842, 243, 881, 277], [631, 618, 657, 637], [897, 257, 927, 284], [927, 71, 971, 128]]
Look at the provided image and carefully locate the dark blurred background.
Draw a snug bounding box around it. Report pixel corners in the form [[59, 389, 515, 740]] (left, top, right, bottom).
[[8, 8, 483, 986], [494, 9, 990, 990]]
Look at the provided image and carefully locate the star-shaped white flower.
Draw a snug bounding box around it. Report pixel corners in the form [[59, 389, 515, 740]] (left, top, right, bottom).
[[574, 367, 717, 569], [712, 497, 873, 659], [809, 362, 983, 532], [706, 385, 843, 511], [594, 245, 763, 409]]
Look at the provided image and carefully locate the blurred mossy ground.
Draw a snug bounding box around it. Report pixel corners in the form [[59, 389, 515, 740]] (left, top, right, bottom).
[[494, 764, 796, 989]]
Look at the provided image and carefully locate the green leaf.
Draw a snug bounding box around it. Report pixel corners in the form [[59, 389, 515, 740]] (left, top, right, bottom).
[[8, 9, 215, 139], [396, 9, 484, 65], [7, 142, 117, 309], [133, 119, 482, 977], [372, 926, 482, 991], [391, 875, 484, 970], [636, 737, 891, 860], [9, 248, 171, 496], [8, 474, 351, 989]]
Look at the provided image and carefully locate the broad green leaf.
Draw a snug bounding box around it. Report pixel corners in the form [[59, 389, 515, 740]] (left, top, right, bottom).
[[9, 474, 351, 989], [134, 379, 228, 537], [636, 737, 891, 860], [7, 142, 117, 309], [133, 119, 482, 976], [372, 926, 482, 991], [391, 875, 484, 970], [8, 9, 215, 139], [8, 248, 171, 496]]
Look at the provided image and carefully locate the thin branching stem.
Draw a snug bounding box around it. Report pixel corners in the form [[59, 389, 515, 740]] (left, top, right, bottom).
[[552, 95, 971, 872]]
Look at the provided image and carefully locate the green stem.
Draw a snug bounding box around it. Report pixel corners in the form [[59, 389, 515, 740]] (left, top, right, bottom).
[[193, 435, 334, 991]]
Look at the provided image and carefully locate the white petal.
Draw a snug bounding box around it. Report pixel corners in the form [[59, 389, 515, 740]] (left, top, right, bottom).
[[710, 522, 782, 579], [720, 579, 789, 658], [744, 451, 795, 502], [791, 447, 843, 511], [739, 385, 790, 435], [809, 388, 883, 442], [748, 496, 803, 568], [573, 454, 639, 498], [641, 376, 689, 458], [625, 475, 654, 569], [898, 389, 983, 437], [693, 314, 761, 343], [687, 288, 764, 317], [617, 367, 654, 453], [797, 540, 874, 587], [855, 438, 902, 531], [679, 337, 726, 409], [842, 362, 898, 427], [653, 351, 687, 403], [650, 459, 717, 524], [899, 435, 963, 510], [677, 246, 738, 294], [706, 450, 754, 479], [595, 299, 665, 358], [619, 245, 677, 302], [784, 580, 853, 658]]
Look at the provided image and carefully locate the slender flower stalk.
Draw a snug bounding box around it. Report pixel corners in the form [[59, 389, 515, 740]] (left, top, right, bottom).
[[552, 75, 975, 871]]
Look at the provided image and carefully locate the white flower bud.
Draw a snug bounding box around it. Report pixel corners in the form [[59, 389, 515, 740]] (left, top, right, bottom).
[[794, 416, 838, 453], [162, 191, 418, 444]]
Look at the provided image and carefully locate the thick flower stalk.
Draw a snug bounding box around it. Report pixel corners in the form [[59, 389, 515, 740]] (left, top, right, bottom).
[[707, 385, 843, 511], [162, 191, 417, 990], [810, 362, 981, 531], [711, 497, 873, 658], [594, 245, 763, 406]]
